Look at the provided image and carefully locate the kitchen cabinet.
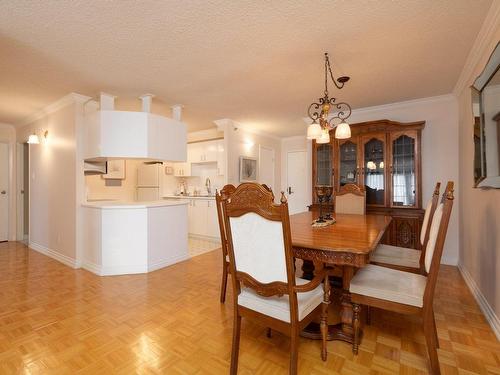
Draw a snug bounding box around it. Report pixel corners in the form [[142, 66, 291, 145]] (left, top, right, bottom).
[[186, 198, 220, 239], [173, 162, 191, 177], [188, 140, 219, 163], [84, 110, 186, 161]]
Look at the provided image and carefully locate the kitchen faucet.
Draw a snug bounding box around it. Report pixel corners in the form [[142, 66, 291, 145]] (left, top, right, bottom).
[[205, 177, 211, 195]]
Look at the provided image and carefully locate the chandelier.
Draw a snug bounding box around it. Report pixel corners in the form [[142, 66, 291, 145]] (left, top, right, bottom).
[[306, 52, 352, 143]]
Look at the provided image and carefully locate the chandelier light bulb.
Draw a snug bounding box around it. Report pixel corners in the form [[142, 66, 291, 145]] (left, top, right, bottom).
[[307, 122, 322, 140], [317, 128, 331, 144], [335, 122, 351, 139]]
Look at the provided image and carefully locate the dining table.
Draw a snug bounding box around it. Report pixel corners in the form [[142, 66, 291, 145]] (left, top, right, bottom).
[[290, 211, 392, 344]]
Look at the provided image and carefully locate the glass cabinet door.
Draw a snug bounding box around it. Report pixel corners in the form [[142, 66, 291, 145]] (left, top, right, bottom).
[[391, 132, 417, 207], [315, 143, 333, 187], [363, 136, 386, 206], [339, 140, 358, 187]]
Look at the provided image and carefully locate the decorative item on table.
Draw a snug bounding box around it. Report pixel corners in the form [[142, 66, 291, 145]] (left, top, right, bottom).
[[239, 156, 258, 182], [314, 185, 333, 225]]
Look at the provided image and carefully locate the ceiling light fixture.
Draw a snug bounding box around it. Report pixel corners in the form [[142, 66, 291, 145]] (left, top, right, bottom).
[[307, 52, 352, 141]]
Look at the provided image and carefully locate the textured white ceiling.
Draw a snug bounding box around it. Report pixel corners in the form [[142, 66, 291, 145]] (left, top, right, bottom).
[[0, 0, 493, 136]]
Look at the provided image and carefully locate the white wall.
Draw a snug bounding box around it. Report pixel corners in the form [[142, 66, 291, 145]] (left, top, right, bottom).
[[456, 2, 500, 338], [0, 123, 16, 240], [223, 122, 281, 195], [16, 100, 80, 266]]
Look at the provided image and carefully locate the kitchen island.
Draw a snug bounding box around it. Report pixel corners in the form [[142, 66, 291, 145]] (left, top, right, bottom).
[[82, 200, 189, 276]]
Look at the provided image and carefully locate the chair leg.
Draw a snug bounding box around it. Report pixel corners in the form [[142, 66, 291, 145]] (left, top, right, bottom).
[[290, 327, 299, 375], [423, 315, 441, 375], [320, 276, 330, 361], [352, 303, 361, 355], [230, 313, 242, 375], [220, 263, 228, 303], [431, 309, 439, 349], [366, 306, 372, 326], [266, 328, 272, 338]]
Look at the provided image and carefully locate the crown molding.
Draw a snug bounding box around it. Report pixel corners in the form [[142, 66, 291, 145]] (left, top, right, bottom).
[[18, 92, 92, 127], [453, 1, 500, 96], [301, 94, 456, 124]]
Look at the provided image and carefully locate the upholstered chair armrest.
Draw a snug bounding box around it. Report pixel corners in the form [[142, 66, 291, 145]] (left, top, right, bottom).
[[293, 268, 329, 293]]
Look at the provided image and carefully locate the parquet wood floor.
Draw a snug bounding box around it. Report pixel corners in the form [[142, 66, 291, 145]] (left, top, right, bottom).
[[0, 241, 499, 374]]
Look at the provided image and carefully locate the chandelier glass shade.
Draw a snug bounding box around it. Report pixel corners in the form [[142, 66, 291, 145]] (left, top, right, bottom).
[[306, 52, 352, 141]]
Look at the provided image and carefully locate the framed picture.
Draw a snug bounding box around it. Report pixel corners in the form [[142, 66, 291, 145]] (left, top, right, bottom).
[[102, 160, 126, 179], [239, 156, 258, 182]]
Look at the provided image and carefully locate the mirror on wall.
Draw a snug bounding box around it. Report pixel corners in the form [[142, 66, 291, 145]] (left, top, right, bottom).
[[472, 42, 500, 188]]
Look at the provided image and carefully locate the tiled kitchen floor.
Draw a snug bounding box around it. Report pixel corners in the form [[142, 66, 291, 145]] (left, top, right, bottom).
[[188, 236, 221, 257]]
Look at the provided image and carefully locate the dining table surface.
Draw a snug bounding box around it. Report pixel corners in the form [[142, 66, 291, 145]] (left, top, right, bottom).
[[289, 211, 392, 267]]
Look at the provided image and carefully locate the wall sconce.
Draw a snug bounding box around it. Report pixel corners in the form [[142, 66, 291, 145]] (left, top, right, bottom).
[[27, 133, 40, 144], [27, 130, 48, 145]]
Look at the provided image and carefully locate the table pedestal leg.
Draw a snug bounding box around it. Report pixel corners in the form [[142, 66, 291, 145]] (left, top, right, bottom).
[[301, 265, 360, 345]]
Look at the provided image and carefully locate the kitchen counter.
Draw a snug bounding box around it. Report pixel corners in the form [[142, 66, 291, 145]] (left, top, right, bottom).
[[163, 195, 215, 200], [82, 199, 188, 276], [83, 200, 188, 209]]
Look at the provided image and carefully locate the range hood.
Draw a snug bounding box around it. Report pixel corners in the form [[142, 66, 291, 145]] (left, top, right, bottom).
[[84, 161, 107, 175]]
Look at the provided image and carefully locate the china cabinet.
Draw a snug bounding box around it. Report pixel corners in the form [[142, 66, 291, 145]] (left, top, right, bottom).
[[311, 119, 425, 249]]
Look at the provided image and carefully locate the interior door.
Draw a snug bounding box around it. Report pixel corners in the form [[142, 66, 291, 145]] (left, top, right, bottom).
[[0, 142, 9, 242], [259, 146, 275, 194], [286, 151, 308, 215]]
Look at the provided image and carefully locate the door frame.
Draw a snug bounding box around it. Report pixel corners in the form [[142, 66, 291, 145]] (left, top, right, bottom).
[[258, 145, 275, 194], [0, 142, 9, 242], [16, 143, 23, 241]]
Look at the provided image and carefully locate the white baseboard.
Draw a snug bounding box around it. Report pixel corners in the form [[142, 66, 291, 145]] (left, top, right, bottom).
[[29, 242, 79, 269], [148, 253, 189, 272], [188, 234, 221, 243], [458, 263, 500, 341], [82, 253, 189, 276], [441, 254, 458, 266], [81, 260, 102, 275]]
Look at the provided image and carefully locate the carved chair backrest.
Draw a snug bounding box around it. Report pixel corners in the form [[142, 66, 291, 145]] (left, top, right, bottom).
[[216, 184, 274, 262], [423, 181, 454, 312], [335, 184, 366, 215], [420, 182, 441, 247], [418, 182, 441, 269], [219, 183, 298, 317], [216, 184, 236, 262]]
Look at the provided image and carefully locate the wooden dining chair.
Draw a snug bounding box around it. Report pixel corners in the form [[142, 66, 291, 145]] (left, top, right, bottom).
[[216, 184, 236, 303], [216, 184, 275, 304], [219, 183, 330, 375], [349, 181, 454, 375], [370, 182, 441, 273], [335, 183, 366, 215]]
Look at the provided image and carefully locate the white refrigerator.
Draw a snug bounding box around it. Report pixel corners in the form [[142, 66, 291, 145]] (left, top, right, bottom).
[[137, 163, 162, 201]]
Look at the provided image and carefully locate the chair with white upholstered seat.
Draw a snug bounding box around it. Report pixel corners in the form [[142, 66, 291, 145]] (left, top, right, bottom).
[[216, 184, 236, 303], [219, 183, 330, 375], [350, 181, 455, 375], [335, 183, 366, 215], [216, 184, 275, 304], [370, 182, 441, 273]]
